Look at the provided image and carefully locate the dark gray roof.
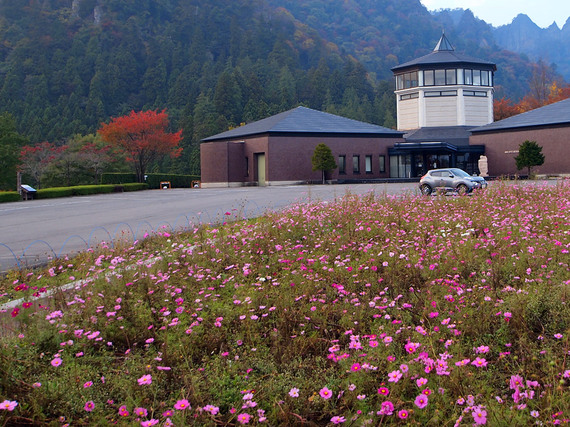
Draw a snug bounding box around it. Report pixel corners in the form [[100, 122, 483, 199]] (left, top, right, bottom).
[[392, 34, 496, 73], [202, 106, 403, 141], [404, 126, 474, 146], [471, 97, 570, 133]]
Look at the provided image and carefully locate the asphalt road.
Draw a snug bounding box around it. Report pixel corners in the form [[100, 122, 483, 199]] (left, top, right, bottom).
[[0, 183, 420, 272]]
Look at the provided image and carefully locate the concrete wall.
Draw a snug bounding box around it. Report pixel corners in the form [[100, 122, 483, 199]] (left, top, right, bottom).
[[470, 125, 570, 176]]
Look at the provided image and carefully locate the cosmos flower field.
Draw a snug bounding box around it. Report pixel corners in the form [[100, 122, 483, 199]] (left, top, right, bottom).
[[1, 181, 570, 426]]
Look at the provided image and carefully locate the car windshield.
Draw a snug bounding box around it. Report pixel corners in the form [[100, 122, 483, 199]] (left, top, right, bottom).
[[450, 168, 469, 177]]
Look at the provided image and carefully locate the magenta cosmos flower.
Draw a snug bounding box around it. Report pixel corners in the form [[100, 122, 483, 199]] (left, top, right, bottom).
[[174, 399, 190, 410], [397, 410, 409, 419], [378, 386, 390, 396], [319, 387, 333, 399], [84, 401, 95, 412]]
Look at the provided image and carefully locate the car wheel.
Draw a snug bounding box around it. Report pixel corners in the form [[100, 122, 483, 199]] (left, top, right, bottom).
[[420, 184, 432, 196], [457, 184, 469, 195]]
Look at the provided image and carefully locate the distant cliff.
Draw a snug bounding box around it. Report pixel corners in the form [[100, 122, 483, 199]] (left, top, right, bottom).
[[494, 14, 570, 80]]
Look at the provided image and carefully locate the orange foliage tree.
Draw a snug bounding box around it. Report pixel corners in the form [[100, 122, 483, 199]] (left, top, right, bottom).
[[98, 110, 182, 182]]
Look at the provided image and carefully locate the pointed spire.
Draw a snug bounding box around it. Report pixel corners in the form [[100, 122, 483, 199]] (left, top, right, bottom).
[[434, 31, 454, 52]]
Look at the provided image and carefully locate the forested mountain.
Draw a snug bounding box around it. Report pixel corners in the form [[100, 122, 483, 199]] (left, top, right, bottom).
[[0, 0, 562, 178]]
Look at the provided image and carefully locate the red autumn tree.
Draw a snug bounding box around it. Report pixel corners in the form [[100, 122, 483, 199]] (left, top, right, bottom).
[[97, 110, 182, 182], [493, 97, 519, 121]]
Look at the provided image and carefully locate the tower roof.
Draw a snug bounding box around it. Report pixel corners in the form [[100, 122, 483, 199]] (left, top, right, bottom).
[[391, 34, 496, 73], [433, 32, 454, 52]]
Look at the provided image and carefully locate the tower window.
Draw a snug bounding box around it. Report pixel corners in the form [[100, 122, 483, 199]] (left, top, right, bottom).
[[424, 70, 435, 86]]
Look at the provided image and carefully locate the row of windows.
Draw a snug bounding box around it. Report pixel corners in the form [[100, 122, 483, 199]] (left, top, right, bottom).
[[399, 90, 488, 100], [396, 69, 493, 90], [338, 155, 386, 174]]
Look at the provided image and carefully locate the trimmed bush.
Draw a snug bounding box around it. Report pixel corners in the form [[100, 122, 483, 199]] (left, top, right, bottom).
[[121, 183, 148, 192], [36, 187, 74, 199], [0, 192, 21, 203], [72, 185, 116, 196], [101, 173, 200, 188], [101, 173, 137, 184]]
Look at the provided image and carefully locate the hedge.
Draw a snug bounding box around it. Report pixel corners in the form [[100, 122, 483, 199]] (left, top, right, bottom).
[[101, 173, 200, 188], [101, 173, 137, 184], [0, 192, 21, 203]]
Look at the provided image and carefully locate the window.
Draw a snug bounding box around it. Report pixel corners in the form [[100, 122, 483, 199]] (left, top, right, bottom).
[[400, 92, 419, 100], [379, 155, 386, 172], [424, 90, 457, 97], [481, 70, 489, 86], [365, 155, 372, 173], [473, 70, 481, 86], [464, 90, 487, 97], [435, 70, 446, 86], [446, 69, 457, 85], [464, 69, 473, 85], [353, 155, 360, 173], [424, 70, 435, 86], [338, 155, 346, 174], [245, 157, 249, 176], [396, 72, 419, 89]]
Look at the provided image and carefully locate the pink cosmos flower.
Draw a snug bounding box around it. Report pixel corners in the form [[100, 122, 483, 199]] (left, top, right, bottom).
[[289, 387, 299, 398], [398, 410, 409, 419], [351, 363, 361, 372], [84, 401, 95, 412], [137, 374, 152, 385], [380, 401, 394, 415], [134, 407, 148, 417], [387, 370, 402, 383], [319, 387, 333, 399], [0, 400, 18, 411], [237, 413, 251, 424], [141, 420, 159, 427], [378, 387, 390, 396], [331, 415, 346, 424], [414, 394, 428, 409], [472, 407, 487, 425], [471, 357, 488, 368], [174, 399, 190, 410], [119, 405, 130, 417], [51, 358, 62, 367]]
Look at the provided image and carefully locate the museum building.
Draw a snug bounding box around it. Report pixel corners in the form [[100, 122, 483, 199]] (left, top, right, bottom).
[[200, 33, 569, 187]]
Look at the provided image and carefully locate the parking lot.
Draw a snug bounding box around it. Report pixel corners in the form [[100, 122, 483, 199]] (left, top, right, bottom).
[[0, 182, 420, 272]]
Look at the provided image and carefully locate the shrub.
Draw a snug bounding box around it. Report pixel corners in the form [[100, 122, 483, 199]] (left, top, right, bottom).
[[36, 187, 74, 199], [0, 192, 20, 203]]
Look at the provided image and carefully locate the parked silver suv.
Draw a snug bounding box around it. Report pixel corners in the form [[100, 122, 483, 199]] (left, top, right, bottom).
[[419, 168, 487, 195]]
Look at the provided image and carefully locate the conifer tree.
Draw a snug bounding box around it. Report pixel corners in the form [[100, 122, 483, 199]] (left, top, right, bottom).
[[311, 143, 337, 184], [515, 140, 545, 177]]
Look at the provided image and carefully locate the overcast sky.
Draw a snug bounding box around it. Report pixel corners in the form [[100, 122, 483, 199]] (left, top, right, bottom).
[[420, 0, 570, 29]]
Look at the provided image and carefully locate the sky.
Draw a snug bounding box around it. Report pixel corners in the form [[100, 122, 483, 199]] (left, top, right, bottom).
[[420, 0, 570, 29]]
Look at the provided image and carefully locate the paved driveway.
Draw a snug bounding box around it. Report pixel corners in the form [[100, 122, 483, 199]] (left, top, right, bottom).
[[0, 183, 420, 272]]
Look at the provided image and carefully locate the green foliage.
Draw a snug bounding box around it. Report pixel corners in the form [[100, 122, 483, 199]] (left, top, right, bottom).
[[101, 173, 199, 188], [101, 173, 138, 184], [0, 192, 20, 203], [144, 174, 201, 189], [34, 184, 147, 199], [35, 187, 74, 199], [311, 143, 337, 183], [0, 113, 28, 191], [515, 140, 545, 176]]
